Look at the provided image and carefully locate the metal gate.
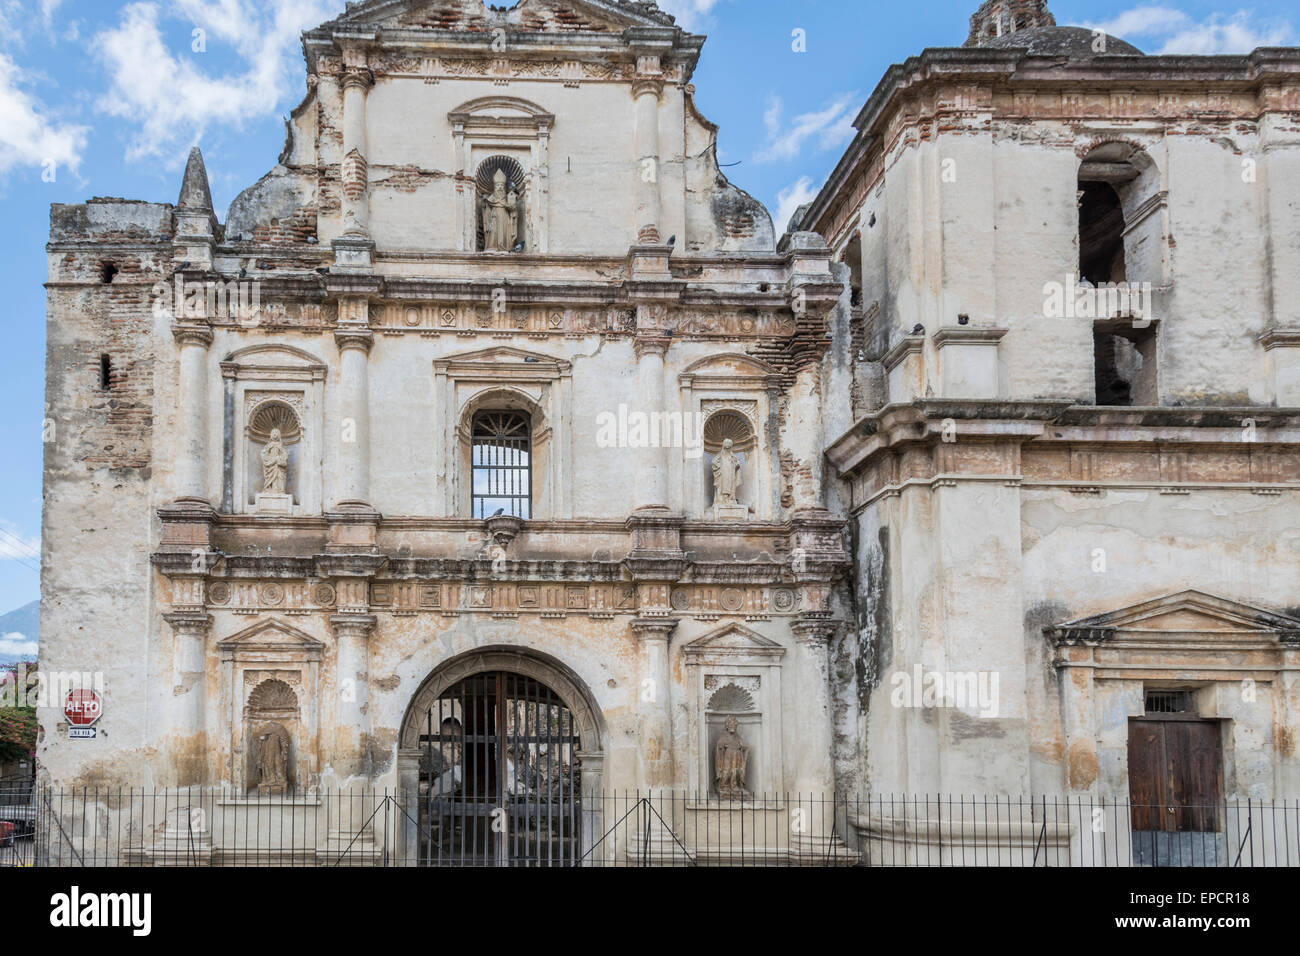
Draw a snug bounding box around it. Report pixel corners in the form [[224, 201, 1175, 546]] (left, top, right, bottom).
[[419, 670, 581, 866]]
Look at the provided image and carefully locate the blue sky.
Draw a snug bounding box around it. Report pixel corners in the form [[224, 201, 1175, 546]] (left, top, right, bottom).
[[0, 0, 1294, 642]]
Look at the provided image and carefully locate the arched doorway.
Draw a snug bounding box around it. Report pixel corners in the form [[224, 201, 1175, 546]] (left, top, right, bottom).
[[399, 649, 602, 866]]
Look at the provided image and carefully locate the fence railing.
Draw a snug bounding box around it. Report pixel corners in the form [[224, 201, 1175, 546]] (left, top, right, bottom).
[[5, 788, 1300, 867]]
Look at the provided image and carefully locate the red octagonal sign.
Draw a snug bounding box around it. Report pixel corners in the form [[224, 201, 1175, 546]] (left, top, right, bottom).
[[64, 689, 102, 727]]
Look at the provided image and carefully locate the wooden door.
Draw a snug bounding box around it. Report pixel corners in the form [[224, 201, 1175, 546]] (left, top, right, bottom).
[[1129, 719, 1223, 832]]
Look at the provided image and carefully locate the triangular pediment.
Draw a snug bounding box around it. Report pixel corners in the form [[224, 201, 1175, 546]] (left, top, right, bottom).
[[435, 345, 571, 373], [1046, 590, 1300, 645], [217, 618, 325, 651], [324, 0, 675, 33], [684, 623, 786, 660]]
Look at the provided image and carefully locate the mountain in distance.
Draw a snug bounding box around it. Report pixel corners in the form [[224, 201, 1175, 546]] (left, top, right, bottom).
[[0, 600, 39, 666]]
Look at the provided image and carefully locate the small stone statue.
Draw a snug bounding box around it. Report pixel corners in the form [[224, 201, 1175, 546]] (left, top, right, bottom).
[[256, 725, 290, 794], [711, 438, 742, 507], [481, 169, 519, 252], [261, 427, 289, 495], [714, 715, 751, 800]]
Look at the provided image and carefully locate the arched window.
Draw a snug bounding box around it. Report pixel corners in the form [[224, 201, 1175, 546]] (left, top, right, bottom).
[[471, 410, 532, 519]]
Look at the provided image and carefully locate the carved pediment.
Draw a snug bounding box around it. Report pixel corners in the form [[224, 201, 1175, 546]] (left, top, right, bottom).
[[217, 618, 326, 658], [435, 345, 571, 378], [684, 623, 786, 661], [1045, 590, 1300, 646], [324, 0, 675, 33], [679, 353, 782, 389]]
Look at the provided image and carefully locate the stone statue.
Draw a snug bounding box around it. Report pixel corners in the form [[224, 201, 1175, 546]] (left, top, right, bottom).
[[256, 724, 290, 794], [714, 715, 751, 800], [481, 169, 519, 251], [261, 427, 289, 495], [711, 438, 742, 507]]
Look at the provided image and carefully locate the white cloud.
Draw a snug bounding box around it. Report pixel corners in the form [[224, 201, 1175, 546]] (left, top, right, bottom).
[[773, 175, 821, 235], [1083, 6, 1294, 54], [0, 633, 37, 657], [0, 53, 87, 181], [754, 92, 858, 164], [39, 0, 62, 32], [93, 0, 338, 162], [656, 0, 727, 32]]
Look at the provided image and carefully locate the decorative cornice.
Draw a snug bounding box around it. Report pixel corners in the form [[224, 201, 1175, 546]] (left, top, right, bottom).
[[791, 617, 839, 645], [1260, 328, 1300, 351], [334, 327, 374, 353], [171, 324, 214, 348], [932, 326, 1008, 348], [163, 611, 213, 633], [630, 617, 679, 638], [1043, 625, 1117, 647], [340, 66, 374, 91], [329, 612, 377, 636], [633, 335, 671, 359], [882, 333, 925, 372]]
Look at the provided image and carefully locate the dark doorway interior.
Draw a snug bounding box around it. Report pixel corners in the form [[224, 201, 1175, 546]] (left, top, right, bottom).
[[419, 670, 581, 866]]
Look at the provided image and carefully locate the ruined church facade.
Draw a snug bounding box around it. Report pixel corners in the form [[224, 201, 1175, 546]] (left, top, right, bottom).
[[37, 0, 1300, 865], [40, 0, 848, 863]]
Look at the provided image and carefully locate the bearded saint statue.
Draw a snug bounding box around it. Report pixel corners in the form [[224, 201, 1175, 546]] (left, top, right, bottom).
[[714, 715, 751, 800], [481, 168, 520, 252]]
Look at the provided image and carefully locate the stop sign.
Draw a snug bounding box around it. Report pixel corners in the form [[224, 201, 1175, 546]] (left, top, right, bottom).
[[63, 689, 102, 727]]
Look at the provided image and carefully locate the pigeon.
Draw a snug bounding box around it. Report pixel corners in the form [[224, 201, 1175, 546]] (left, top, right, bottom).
[[239, 268, 248, 279], [492, 508, 505, 517], [512, 240, 525, 253], [666, 235, 676, 247], [911, 323, 925, 336]]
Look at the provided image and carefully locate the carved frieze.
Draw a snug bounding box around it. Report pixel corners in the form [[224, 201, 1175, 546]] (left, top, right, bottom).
[[198, 579, 806, 618]]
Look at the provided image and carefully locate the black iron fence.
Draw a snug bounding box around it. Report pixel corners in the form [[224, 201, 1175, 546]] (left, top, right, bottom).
[[6, 788, 1300, 867]]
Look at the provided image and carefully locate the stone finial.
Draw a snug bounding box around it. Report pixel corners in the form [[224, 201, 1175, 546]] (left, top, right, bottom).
[[965, 0, 1056, 47], [178, 146, 215, 212]]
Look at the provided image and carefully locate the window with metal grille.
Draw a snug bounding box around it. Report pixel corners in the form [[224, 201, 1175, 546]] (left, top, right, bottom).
[[471, 410, 531, 519], [1145, 689, 1193, 714]]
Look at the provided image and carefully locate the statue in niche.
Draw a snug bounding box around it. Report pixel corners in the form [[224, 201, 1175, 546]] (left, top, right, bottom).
[[255, 724, 291, 794], [711, 438, 743, 507], [260, 427, 289, 495], [714, 715, 752, 800], [481, 169, 519, 251]]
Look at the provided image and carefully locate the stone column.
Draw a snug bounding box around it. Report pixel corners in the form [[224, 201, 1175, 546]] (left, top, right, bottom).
[[790, 617, 838, 853], [163, 610, 212, 783], [632, 71, 663, 244], [330, 612, 376, 782], [630, 617, 677, 791], [633, 336, 670, 511], [335, 327, 373, 509], [172, 325, 213, 503], [340, 66, 373, 239]]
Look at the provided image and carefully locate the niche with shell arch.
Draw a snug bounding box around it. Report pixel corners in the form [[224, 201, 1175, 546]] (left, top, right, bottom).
[[244, 677, 301, 795], [449, 96, 553, 253], [475, 155, 528, 253], [703, 409, 757, 515], [220, 343, 326, 516], [706, 681, 761, 798], [246, 399, 302, 506], [678, 353, 780, 521]]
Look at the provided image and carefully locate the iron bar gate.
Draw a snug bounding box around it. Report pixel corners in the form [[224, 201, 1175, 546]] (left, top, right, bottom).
[[420, 671, 581, 866]]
